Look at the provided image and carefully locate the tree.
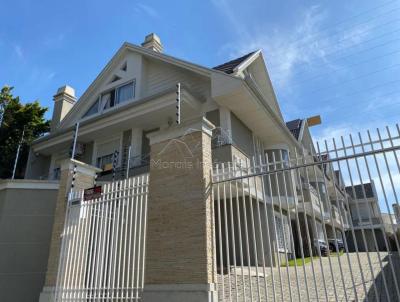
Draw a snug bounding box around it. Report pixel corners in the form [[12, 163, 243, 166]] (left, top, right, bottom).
[[0, 86, 50, 179]]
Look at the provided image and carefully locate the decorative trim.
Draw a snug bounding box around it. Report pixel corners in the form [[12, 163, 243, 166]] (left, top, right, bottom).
[[147, 116, 215, 145], [60, 159, 102, 176], [143, 283, 217, 302]]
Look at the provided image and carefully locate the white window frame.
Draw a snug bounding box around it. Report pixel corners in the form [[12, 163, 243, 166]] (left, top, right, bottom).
[[92, 133, 123, 168], [81, 80, 136, 121]]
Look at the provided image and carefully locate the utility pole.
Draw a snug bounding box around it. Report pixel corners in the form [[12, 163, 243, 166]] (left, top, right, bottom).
[[11, 128, 25, 179]]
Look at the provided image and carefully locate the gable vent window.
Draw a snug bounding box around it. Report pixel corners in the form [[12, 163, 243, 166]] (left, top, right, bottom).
[[83, 97, 100, 117], [83, 81, 136, 119], [102, 89, 115, 110]]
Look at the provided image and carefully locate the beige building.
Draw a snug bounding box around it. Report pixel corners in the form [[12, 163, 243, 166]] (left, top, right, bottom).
[[16, 33, 364, 301]]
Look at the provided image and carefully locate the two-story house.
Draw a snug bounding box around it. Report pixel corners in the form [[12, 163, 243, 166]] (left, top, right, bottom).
[[345, 181, 388, 251]]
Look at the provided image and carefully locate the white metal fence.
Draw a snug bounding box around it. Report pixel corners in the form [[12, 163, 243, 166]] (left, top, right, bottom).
[[55, 174, 149, 301], [212, 125, 400, 302]]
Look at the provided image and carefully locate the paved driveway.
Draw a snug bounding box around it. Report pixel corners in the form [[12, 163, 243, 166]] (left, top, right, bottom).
[[218, 252, 400, 301]]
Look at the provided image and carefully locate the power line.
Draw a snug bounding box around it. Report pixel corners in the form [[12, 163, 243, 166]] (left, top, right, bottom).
[[280, 48, 400, 88], [290, 63, 400, 96], [312, 90, 400, 121], [270, 25, 400, 70], [296, 79, 400, 105], [266, 2, 400, 59], [271, 34, 400, 80], [268, 13, 400, 63]]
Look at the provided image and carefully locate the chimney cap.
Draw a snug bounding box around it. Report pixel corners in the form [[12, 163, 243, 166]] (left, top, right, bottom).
[[56, 85, 75, 97], [141, 33, 163, 53]]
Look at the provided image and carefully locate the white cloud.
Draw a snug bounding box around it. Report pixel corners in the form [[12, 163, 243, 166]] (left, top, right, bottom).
[[134, 3, 160, 19], [212, 4, 372, 91], [14, 45, 23, 59]]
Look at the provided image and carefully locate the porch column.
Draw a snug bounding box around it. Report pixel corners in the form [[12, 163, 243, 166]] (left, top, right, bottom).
[[131, 128, 143, 166], [143, 116, 217, 302], [39, 159, 101, 302]]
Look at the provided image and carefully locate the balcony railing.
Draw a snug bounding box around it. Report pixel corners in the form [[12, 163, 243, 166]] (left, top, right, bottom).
[[352, 217, 382, 227]]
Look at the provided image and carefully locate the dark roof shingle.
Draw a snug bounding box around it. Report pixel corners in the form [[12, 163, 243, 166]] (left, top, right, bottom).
[[286, 119, 303, 140], [212, 51, 256, 74]]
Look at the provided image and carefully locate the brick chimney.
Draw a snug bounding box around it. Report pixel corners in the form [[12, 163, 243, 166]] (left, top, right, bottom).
[[51, 85, 76, 131], [141, 33, 163, 53]]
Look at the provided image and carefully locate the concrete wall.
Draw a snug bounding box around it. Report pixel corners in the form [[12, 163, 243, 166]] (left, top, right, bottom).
[[345, 228, 387, 252], [0, 180, 58, 302]]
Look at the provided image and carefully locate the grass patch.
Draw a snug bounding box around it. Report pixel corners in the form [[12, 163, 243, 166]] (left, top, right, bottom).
[[281, 256, 319, 267], [281, 251, 344, 267], [330, 250, 345, 257]]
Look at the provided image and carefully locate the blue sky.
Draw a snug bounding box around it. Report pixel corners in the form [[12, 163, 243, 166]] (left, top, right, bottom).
[[1, 0, 399, 141]]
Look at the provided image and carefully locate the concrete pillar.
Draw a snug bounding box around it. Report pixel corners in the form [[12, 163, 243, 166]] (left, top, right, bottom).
[[39, 159, 101, 302], [143, 117, 217, 302], [131, 128, 143, 166]]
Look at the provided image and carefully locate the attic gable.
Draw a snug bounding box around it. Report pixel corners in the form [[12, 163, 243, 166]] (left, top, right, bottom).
[[244, 54, 284, 121], [55, 40, 245, 131], [59, 50, 144, 129]]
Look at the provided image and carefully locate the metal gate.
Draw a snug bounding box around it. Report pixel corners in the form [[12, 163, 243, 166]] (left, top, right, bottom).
[[55, 174, 149, 301], [212, 125, 400, 301]]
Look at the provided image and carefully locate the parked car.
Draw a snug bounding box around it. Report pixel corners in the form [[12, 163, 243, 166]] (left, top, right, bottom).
[[328, 239, 345, 253], [313, 239, 329, 256]]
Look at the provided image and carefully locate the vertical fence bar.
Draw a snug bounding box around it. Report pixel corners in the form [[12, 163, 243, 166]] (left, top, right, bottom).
[[285, 151, 311, 301], [322, 139, 357, 301], [232, 161, 248, 302], [308, 143, 339, 302], [293, 148, 320, 301], [238, 160, 254, 302], [221, 163, 233, 301], [332, 137, 370, 300], [277, 150, 302, 301], [257, 154, 277, 302], [269, 152, 293, 302], [227, 163, 239, 302], [298, 150, 330, 301], [349, 133, 392, 301], [250, 157, 270, 302]]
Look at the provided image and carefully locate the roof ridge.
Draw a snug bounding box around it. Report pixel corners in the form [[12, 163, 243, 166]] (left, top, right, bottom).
[[213, 51, 257, 74]]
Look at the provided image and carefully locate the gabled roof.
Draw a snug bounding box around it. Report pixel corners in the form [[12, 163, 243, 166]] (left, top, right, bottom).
[[286, 119, 303, 140], [213, 51, 256, 74]]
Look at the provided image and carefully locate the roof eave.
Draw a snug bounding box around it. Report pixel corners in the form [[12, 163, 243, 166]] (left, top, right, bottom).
[[233, 49, 262, 75]]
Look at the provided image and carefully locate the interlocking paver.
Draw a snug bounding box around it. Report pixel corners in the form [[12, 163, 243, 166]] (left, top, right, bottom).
[[218, 252, 400, 301]]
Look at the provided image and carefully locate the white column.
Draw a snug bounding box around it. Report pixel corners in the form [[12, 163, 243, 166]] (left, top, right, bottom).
[[131, 128, 143, 166]]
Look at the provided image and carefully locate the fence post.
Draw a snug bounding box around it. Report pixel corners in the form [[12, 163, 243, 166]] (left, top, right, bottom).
[[143, 116, 217, 301], [39, 159, 101, 302]]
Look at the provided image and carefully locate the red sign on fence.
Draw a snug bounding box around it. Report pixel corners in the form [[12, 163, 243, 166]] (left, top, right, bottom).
[[84, 186, 102, 201]]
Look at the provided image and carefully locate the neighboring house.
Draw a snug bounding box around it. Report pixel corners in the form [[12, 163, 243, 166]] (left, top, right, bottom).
[[285, 118, 351, 256], [345, 182, 388, 251]]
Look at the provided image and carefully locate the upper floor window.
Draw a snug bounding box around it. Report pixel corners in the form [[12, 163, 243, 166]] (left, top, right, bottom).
[[83, 98, 100, 118], [83, 80, 136, 118], [117, 82, 135, 104]]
